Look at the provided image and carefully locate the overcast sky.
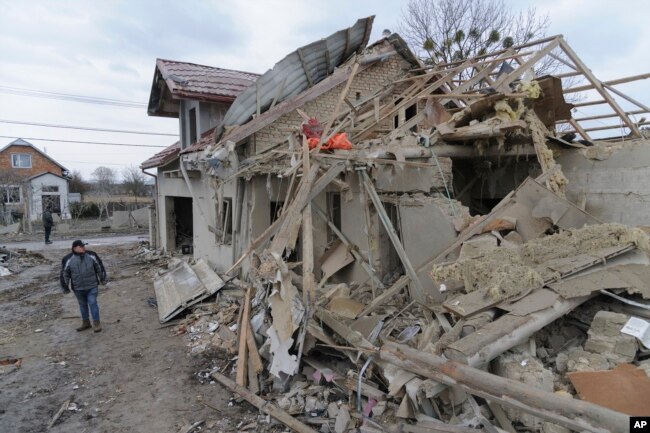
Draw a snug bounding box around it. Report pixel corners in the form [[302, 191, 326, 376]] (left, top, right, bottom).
[[1, 0, 648, 179]]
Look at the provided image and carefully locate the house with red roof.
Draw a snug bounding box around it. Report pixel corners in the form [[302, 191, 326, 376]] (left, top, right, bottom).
[[0, 138, 71, 223]]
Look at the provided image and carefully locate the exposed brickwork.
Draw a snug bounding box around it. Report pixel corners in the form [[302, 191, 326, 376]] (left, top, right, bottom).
[[0, 145, 64, 179], [252, 56, 412, 153]]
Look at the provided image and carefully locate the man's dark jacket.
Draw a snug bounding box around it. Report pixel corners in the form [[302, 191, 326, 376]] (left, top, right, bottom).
[[42, 210, 53, 228], [60, 251, 106, 292]]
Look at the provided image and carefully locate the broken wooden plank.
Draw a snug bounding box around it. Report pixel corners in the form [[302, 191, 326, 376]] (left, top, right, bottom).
[[315, 308, 376, 352], [48, 398, 71, 429], [270, 163, 321, 254], [246, 320, 263, 374], [360, 171, 425, 302], [559, 38, 640, 137], [379, 342, 628, 433], [487, 402, 517, 433], [439, 120, 527, 141], [236, 287, 251, 386], [356, 275, 409, 318], [211, 371, 319, 433], [443, 294, 595, 367], [313, 205, 383, 288], [301, 135, 316, 307], [318, 62, 360, 150]]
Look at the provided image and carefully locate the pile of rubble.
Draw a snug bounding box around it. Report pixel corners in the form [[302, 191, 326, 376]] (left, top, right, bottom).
[[0, 247, 49, 276], [148, 28, 650, 433]]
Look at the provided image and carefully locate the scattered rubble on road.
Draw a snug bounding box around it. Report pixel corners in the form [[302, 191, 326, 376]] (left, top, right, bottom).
[[141, 18, 650, 433], [0, 246, 50, 276]]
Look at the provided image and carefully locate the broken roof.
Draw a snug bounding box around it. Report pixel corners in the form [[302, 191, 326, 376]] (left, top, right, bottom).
[[180, 128, 216, 155], [215, 16, 375, 138], [147, 59, 260, 117], [140, 141, 180, 169], [216, 32, 419, 147]]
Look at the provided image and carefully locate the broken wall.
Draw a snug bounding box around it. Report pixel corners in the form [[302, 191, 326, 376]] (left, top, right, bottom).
[[398, 195, 458, 299], [557, 139, 650, 227], [252, 55, 411, 154], [156, 162, 237, 271]]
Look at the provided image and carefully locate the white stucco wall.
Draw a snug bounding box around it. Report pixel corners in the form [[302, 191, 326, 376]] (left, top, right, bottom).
[[155, 163, 237, 271], [29, 173, 70, 221]]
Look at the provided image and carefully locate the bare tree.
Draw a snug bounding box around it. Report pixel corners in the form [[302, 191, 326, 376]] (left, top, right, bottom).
[[91, 166, 116, 194], [121, 165, 148, 197], [399, 0, 549, 67], [91, 166, 116, 219], [68, 169, 89, 194]]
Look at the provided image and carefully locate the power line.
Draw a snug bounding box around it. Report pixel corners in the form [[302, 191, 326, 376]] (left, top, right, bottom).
[[0, 136, 166, 148], [60, 160, 132, 166], [0, 85, 147, 108], [0, 119, 177, 136]]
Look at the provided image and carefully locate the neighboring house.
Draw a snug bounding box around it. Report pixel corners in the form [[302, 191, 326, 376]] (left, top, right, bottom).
[[0, 138, 71, 222]]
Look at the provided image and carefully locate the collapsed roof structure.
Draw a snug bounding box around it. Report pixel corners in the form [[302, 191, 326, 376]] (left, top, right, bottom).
[[142, 17, 650, 433]]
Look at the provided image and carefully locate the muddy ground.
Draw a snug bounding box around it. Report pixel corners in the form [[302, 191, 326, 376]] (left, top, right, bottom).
[[0, 237, 257, 433]]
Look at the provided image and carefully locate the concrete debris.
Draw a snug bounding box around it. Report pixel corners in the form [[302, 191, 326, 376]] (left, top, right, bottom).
[[139, 24, 650, 433], [584, 311, 638, 364]]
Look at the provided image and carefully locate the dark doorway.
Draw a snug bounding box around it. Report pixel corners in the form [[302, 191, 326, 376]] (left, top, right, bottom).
[[168, 197, 193, 252], [42, 195, 61, 214]]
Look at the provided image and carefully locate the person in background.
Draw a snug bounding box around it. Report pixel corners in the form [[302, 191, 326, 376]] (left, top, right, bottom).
[[62, 240, 107, 332], [42, 205, 54, 244]]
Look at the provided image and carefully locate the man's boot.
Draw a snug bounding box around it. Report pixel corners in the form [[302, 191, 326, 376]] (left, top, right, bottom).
[[93, 320, 102, 332], [76, 320, 91, 332]]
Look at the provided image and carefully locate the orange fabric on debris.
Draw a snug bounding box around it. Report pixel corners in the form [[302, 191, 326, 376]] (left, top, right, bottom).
[[323, 133, 352, 150], [306, 133, 353, 151]]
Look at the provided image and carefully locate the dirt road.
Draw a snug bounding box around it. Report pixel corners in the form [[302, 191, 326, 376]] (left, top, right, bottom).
[[0, 236, 252, 433]]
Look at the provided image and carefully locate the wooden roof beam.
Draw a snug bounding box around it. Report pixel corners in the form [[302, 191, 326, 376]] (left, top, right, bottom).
[[559, 38, 640, 137]]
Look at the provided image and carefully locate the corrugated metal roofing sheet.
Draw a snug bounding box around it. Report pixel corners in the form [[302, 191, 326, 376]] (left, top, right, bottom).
[[140, 141, 181, 169], [156, 60, 259, 103], [216, 16, 375, 139]]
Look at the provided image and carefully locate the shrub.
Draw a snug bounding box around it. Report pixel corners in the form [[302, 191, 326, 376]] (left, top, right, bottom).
[[70, 202, 100, 219]]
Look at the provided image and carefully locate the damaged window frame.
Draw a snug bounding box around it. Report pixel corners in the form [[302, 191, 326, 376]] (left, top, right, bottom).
[[1, 185, 21, 204], [217, 197, 233, 245]]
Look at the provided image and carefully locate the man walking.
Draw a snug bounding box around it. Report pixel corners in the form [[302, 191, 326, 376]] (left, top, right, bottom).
[[62, 240, 106, 332], [42, 206, 53, 244]]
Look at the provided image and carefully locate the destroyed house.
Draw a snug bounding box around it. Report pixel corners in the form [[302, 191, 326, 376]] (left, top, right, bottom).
[[143, 58, 260, 256], [144, 17, 650, 433]]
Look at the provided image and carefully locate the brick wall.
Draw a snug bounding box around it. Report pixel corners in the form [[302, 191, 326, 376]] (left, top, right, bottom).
[[253, 55, 413, 153], [0, 145, 64, 179]]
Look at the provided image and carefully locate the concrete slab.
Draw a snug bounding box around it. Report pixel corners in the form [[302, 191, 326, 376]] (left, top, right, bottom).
[[131, 207, 150, 226], [112, 211, 131, 228], [0, 223, 20, 235]]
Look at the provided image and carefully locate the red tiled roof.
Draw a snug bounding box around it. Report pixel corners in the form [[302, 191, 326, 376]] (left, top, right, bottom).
[[157, 59, 259, 103], [181, 128, 216, 154], [140, 141, 181, 169]]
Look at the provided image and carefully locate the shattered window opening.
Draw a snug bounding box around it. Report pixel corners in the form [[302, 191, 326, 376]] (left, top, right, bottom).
[[219, 198, 233, 245], [1, 186, 21, 204]]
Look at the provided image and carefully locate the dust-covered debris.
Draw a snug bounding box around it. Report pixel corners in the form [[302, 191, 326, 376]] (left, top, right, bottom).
[[137, 24, 650, 433]]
